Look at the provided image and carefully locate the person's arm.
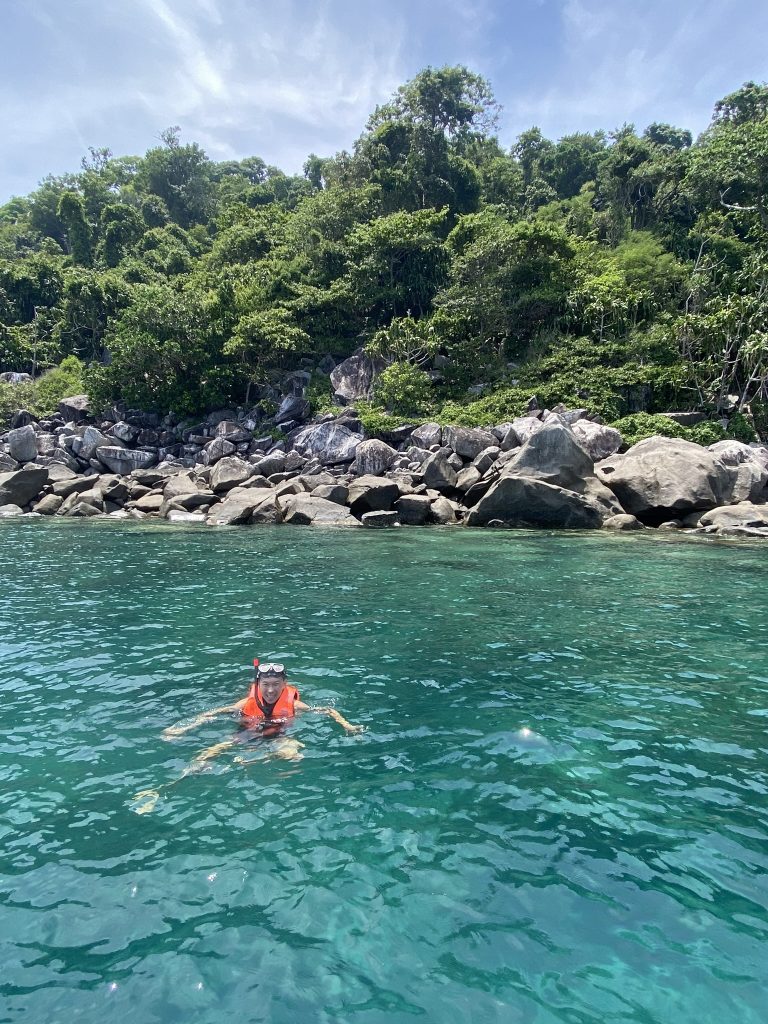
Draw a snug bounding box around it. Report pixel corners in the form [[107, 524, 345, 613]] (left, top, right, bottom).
[[295, 700, 364, 734], [162, 698, 247, 739]]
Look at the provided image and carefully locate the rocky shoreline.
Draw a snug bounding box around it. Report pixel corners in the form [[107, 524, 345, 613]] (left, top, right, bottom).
[[2, 385, 768, 539]]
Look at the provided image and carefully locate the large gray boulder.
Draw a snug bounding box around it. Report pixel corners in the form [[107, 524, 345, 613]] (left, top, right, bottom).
[[501, 420, 593, 490], [202, 437, 236, 465], [351, 438, 398, 477], [7, 425, 38, 462], [361, 510, 400, 528], [311, 483, 349, 505], [252, 450, 287, 477], [500, 416, 544, 450], [210, 456, 252, 493], [464, 420, 621, 528], [330, 349, 386, 403], [443, 426, 497, 460], [291, 422, 363, 464], [422, 452, 458, 492], [207, 489, 273, 526], [571, 420, 622, 461], [97, 447, 157, 474], [394, 494, 432, 525], [699, 502, 768, 530], [0, 467, 48, 507], [111, 420, 140, 443], [411, 422, 442, 449], [707, 440, 768, 503], [281, 493, 359, 526], [347, 475, 401, 515], [58, 395, 91, 422], [52, 475, 99, 499], [33, 494, 64, 515], [163, 472, 200, 500], [466, 477, 603, 529], [77, 426, 119, 461], [596, 436, 731, 523], [275, 395, 310, 425]]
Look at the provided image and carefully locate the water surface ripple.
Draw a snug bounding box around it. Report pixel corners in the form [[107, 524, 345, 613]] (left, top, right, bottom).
[[1, 520, 767, 1023]]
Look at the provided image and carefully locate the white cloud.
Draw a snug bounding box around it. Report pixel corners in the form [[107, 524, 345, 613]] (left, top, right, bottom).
[[500, 0, 768, 144]]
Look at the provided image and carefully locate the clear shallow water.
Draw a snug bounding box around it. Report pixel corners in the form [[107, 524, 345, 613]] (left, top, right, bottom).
[[1, 520, 767, 1024]]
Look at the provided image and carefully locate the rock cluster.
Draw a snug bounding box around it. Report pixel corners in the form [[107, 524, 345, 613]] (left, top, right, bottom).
[[1, 391, 767, 538]]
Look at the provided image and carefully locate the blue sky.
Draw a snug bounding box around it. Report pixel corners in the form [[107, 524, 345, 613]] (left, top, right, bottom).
[[1, 0, 767, 203]]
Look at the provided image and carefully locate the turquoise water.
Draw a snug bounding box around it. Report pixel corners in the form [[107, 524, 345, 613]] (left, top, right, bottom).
[[1, 520, 767, 1024]]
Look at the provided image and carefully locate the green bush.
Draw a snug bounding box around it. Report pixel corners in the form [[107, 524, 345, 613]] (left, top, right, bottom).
[[688, 421, 726, 446], [356, 401, 405, 437], [0, 356, 85, 428], [305, 371, 335, 415], [33, 356, 85, 415], [0, 380, 37, 429], [373, 361, 433, 416], [610, 412, 728, 449], [725, 411, 758, 443]]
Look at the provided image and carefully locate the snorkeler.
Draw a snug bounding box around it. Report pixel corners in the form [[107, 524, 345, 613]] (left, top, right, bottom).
[[131, 661, 363, 814]]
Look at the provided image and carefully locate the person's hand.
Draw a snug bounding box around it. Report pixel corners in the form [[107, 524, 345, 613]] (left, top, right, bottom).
[[162, 725, 186, 739], [345, 724, 365, 735]]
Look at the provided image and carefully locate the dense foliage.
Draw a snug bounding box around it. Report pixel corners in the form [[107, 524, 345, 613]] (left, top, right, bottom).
[[1, 69, 767, 436]]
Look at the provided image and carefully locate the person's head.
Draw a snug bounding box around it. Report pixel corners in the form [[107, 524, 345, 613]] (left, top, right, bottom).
[[257, 662, 286, 703]]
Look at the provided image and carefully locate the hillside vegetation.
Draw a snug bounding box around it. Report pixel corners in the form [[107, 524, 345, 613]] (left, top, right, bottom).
[[1, 68, 767, 439]]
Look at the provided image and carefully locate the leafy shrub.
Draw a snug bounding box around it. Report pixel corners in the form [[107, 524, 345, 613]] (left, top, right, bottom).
[[33, 356, 85, 415], [0, 380, 36, 429], [305, 371, 335, 415], [610, 412, 729, 449], [356, 401, 405, 437], [725, 411, 758, 443], [0, 356, 85, 428], [373, 361, 433, 416], [687, 421, 726, 446]]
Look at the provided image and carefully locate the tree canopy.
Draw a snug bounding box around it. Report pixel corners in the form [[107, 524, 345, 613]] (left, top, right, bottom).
[[1, 68, 767, 434]]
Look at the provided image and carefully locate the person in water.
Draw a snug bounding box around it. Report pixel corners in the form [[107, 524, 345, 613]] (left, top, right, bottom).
[[131, 661, 362, 814]]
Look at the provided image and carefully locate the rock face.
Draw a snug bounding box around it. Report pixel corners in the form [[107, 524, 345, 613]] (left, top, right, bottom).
[[0, 467, 48, 507], [291, 422, 363, 464], [465, 421, 619, 529], [352, 438, 398, 477], [58, 395, 91, 422], [596, 436, 731, 523], [411, 422, 442, 449], [210, 456, 252, 493], [571, 420, 622, 461], [443, 426, 497, 460], [281, 494, 358, 526], [699, 502, 768, 529], [347, 476, 400, 515], [466, 477, 603, 529], [422, 453, 458, 492], [7, 425, 38, 463], [2, 389, 765, 535], [97, 447, 158, 474], [330, 349, 386, 403]]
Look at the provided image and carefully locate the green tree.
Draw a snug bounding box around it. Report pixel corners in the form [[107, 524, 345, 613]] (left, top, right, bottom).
[[57, 191, 92, 265]]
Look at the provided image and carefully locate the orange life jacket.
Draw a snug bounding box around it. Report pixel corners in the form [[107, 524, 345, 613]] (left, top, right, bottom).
[[241, 682, 299, 721]]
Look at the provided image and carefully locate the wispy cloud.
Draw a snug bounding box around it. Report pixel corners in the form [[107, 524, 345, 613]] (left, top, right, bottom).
[[1, 0, 767, 200]]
